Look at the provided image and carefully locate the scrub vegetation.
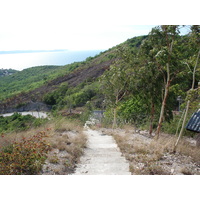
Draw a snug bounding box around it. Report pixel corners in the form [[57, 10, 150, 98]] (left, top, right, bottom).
[[0, 25, 199, 175]]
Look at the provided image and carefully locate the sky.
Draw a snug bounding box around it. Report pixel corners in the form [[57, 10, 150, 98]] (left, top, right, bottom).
[[0, 0, 198, 52]]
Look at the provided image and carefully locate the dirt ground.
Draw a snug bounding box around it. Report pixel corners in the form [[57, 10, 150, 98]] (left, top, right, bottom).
[[41, 130, 87, 175], [40, 124, 200, 175], [101, 127, 200, 175]]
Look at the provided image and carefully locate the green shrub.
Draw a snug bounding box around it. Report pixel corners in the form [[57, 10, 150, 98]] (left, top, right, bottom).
[[0, 113, 47, 134], [161, 114, 196, 137]]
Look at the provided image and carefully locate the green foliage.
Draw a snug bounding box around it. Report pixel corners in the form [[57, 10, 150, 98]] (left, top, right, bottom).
[[1, 27, 199, 137], [0, 64, 78, 101], [0, 131, 50, 175], [0, 113, 47, 134], [162, 114, 196, 137], [43, 83, 69, 106], [118, 96, 148, 125], [0, 68, 18, 77], [46, 81, 99, 112], [101, 108, 114, 127], [79, 109, 92, 124], [43, 92, 57, 105], [99, 25, 199, 135]]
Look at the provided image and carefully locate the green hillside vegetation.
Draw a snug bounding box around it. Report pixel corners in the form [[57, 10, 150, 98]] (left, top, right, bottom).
[[0, 25, 200, 175], [0, 49, 115, 102], [0, 25, 200, 140], [0, 65, 77, 101], [0, 68, 18, 77], [100, 25, 200, 140], [0, 113, 47, 133]]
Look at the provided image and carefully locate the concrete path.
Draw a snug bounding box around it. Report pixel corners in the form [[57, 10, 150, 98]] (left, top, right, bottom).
[[73, 128, 131, 175]]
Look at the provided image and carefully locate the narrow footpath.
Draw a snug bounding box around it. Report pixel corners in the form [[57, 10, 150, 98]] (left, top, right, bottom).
[[73, 128, 131, 175]]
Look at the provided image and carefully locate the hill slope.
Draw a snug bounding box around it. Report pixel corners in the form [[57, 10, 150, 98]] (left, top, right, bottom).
[[0, 35, 147, 113], [0, 69, 18, 77]]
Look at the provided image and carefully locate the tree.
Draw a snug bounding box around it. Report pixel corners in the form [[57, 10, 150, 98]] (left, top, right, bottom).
[[100, 47, 132, 128], [118, 95, 148, 132], [138, 37, 164, 135], [143, 25, 187, 138], [174, 25, 200, 151]]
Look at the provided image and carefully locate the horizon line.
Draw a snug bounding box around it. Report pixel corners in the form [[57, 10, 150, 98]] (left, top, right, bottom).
[[0, 49, 106, 55], [0, 49, 69, 54]]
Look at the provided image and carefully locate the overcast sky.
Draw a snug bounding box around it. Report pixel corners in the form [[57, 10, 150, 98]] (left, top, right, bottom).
[[0, 0, 198, 51]]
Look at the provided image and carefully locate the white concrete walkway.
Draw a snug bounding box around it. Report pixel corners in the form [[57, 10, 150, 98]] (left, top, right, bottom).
[[1, 111, 48, 118], [74, 128, 131, 175]]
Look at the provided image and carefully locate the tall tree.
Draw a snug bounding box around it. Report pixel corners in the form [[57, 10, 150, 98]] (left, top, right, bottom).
[[138, 38, 164, 135], [143, 25, 186, 138], [174, 25, 200, 151], [100, 47, 132, 128]]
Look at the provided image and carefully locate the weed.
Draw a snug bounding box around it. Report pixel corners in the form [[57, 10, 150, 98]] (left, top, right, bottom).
[[49, 155, 59, 164]]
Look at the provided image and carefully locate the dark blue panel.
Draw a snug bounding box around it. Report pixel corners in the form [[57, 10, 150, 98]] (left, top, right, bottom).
[[186, 109, 200, 133]]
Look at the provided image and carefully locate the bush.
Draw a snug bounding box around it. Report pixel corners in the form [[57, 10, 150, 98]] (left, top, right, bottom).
[[162, 114, 197, 137], [0, 132, 50, 175], [0, 113, 47, 134]]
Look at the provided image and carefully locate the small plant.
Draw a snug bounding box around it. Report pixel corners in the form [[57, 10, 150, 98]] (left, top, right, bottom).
[[0, 131, 50, 175], [49, 155, 59, 164]]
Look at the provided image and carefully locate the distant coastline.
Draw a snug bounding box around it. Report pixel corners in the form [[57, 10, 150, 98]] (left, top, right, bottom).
[[0, 49, 68, 54], [0, 49, 104, 70]]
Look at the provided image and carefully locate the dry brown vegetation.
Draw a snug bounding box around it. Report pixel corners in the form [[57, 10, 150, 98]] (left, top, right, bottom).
[[102, 127, 200, 175], [0, 118, 87, 175], [41, 118, 87, 175]]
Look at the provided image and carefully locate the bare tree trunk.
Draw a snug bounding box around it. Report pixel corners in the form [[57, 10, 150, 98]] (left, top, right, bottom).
[[174, 48, 200, 151], [149, 102, 155, 136], [112, 107, 117, 129], [155, 76, 170, 139], [173, 100, 190, 152], [112, 95, 119, 129], [175, 109, 186, 137], [192, 49, 200, 89], [155, 36, 173, 139]]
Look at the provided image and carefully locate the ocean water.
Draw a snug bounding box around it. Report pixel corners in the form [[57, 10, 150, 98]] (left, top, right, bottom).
[[0, 50, 103, 71]]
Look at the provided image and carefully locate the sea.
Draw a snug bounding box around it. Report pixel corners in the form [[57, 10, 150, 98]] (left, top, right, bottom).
[[0, 50, 103, 71]]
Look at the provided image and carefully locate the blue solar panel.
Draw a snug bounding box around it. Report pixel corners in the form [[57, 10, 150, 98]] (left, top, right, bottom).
[[186, 109, 200, 133]]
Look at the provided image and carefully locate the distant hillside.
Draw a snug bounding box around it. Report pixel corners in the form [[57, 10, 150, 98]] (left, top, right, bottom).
[[0, 35, 146, 113], [0, 69, 18, 77], [0, 65, 68, 101]]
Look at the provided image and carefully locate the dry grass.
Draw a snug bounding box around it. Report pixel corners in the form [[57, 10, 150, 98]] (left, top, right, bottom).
[[53, 118, 83, 133], [0, 126, 46, 151], [41, 118, 87, 174], [104, 127, 200, 175], [0, 117, 87, 175]]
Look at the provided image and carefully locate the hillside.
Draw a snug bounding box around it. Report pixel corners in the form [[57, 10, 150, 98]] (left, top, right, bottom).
[[0, 27, 199, 141], [0, 35, 146, 114], [0, 68, 18, 77], [0, 65, 72, 101], [1, 25, 200, 177]]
